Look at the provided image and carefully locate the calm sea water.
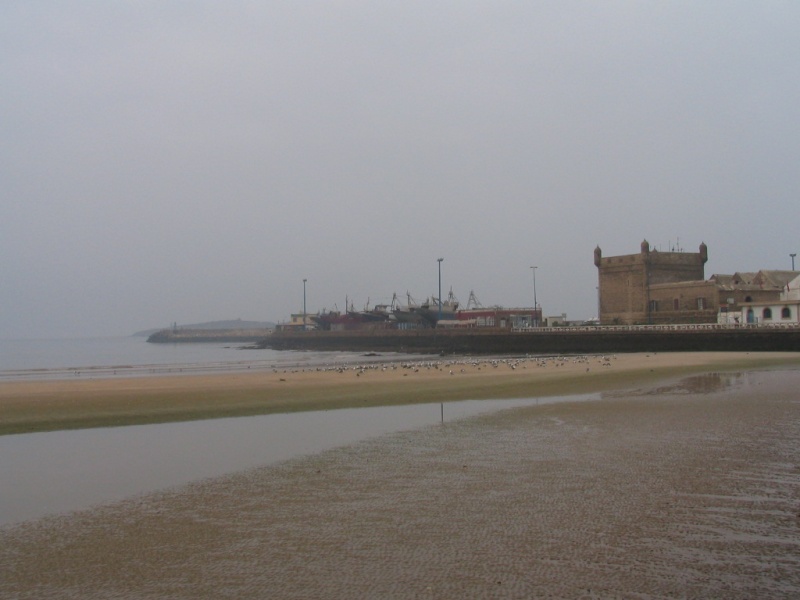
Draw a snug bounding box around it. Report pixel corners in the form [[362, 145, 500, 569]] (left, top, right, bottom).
[[0, 336, 417, 380]]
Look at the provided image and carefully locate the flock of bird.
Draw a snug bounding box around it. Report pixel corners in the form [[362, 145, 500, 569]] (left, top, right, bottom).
[[274, 354, 618, 377]]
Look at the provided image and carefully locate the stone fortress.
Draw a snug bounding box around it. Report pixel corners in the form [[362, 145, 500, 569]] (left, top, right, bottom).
[[595, 240, 798, 325]]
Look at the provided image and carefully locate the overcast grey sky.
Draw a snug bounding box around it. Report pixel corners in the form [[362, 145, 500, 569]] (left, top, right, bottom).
[[2, 2, 799, 339]]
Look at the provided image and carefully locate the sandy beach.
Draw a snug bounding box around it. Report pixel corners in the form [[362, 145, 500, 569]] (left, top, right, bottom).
[[2, 351, 799, 435], [1, 352, 799, 598]]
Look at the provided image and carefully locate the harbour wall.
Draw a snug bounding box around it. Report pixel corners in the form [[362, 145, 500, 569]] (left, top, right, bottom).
[[147, 329, 273, 343], [261, 326, 800, 355]]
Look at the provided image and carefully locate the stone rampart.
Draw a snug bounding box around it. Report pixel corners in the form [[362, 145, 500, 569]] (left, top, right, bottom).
[[261, 326, 800, 355]]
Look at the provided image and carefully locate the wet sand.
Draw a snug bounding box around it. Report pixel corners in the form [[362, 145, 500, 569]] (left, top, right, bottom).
[[2, 351, 799, 435], [2, 359, 800, 598]]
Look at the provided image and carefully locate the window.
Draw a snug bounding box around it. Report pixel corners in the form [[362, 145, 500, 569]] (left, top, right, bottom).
[[763, 308, 773, 320], [782, 307, 791, 319], [649, 300, 659, 312], [697, 297, 706, 310], [673, 299, 680, 311]]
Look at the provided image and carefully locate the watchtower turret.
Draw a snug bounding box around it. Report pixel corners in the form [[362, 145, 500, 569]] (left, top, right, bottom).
[[699, 242, 708, 264]]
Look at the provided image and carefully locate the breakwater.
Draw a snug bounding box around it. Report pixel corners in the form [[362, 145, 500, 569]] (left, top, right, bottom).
[[147, 329, 273, 344], [260, 325, 800, 354]]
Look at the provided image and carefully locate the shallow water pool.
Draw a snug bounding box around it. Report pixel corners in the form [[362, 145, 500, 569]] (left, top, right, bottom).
[[0, 394, 597, 525]]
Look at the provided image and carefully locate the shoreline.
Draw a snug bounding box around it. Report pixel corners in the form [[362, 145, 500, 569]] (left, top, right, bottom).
[[1, 351, 799, 436], [3, 362, 799, 597]]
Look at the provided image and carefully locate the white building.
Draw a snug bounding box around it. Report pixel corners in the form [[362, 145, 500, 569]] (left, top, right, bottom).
[[738, 273, 800, 325]]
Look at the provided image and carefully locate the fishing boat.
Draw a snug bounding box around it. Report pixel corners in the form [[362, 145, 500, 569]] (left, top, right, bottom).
[[412, 289, 460, 326]]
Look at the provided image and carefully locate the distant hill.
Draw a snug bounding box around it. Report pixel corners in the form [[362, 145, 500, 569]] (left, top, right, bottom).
[[134, 319, 275, 337]]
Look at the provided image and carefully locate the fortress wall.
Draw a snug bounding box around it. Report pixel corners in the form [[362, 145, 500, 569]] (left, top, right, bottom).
[[263, 328, 800, 354], [647, 252, 706, 284], [597, 254, 647, 321], [596, 241, 708, 325]]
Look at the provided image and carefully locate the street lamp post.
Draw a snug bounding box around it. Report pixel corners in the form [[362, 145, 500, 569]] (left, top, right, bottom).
[[437, 258, 444, 324], [530, 266, 538, 326], [302, 278, 307, 331], [791, 253, 797, 270]]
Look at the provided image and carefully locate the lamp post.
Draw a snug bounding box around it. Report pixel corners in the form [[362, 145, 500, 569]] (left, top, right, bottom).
[[530, 266, 538, 326], [302, 278, 307, 331], [437, 258, 444, 324], [792, 253, 797, 271]]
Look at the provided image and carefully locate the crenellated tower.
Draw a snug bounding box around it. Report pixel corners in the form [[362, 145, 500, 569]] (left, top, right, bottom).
[[595, 240, 708, 325]]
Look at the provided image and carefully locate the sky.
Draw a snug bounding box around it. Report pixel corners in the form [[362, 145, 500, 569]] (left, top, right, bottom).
[[2, 2, 799, 339]]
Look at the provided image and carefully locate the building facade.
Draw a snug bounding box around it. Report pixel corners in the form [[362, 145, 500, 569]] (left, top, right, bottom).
[[595, 241, 797, 325], [275, 313, 314, 331], [453, 307, 542, 328], [738, 273, 800, 325], [595, 240, 708, 325]]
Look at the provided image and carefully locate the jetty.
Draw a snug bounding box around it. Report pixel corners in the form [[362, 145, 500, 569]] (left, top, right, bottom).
[[147, 328, 273, 344]]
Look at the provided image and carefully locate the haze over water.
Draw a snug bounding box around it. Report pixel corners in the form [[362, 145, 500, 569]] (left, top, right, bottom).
[[0, 336, 416, 380]]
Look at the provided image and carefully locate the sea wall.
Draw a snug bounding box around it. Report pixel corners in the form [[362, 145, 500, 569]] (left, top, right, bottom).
[[147, 329, 273, 343], [261, 327, 800, 354]]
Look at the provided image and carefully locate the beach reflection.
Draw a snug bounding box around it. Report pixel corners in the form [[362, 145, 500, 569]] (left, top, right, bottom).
[[0, 395, 594, 526], [3, 367, 786, 527], [607, 370, 745, 398]]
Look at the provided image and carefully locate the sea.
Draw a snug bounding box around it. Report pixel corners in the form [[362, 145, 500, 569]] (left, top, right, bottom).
[[0, 335, 416, 381]]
